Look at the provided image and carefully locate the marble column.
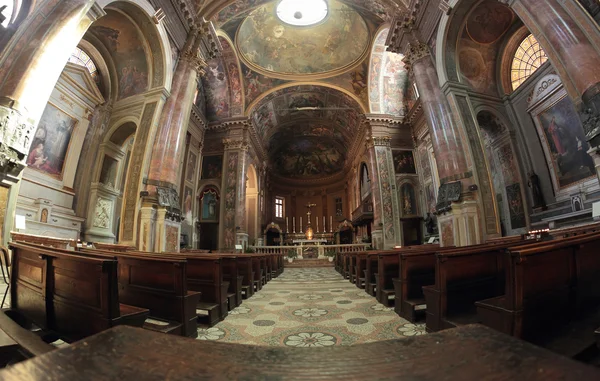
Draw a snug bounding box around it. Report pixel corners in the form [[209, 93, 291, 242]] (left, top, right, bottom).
[[400, 42, 497, 246], [365, 117, 403, 249], [0, 1, 104, 244], [145, 29, 207, 252], [219, 120, 250, 250], [506, 0, 600, 179]]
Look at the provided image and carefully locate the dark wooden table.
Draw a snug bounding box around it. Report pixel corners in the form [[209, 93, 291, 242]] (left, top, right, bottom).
[[0, 324, 598, 380]]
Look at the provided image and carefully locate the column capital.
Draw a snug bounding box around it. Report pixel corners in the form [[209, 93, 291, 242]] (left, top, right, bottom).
[[222, 138, 249, 151], [402, 42, 431, 68], [366, 136, 392, 149]]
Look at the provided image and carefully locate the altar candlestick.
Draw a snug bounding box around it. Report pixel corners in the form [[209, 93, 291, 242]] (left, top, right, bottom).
[[316, 218, 319, 233], [286, 217, 289, 233], [330, 216, 333, 233], [323, 216, 326, 232], [293, 217, 296, 233], [300, 217, 303, 233]]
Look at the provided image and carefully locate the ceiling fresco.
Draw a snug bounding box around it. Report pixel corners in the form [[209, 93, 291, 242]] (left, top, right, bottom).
[[369, 28, 408, 115], [211, 0, 405, 27], [235, 0, 370, 79], [90, 10, 149, 100]]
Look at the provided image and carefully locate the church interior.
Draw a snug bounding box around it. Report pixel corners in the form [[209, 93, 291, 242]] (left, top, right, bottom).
[[0, 0, 600, 378]]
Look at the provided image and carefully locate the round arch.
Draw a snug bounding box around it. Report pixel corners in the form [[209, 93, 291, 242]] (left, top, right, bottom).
[[245, 164, 259, 245], [245, 81, 369, 116]]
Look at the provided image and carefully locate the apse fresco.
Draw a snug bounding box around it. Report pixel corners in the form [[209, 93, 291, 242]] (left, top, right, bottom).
[[538, 96, 596, 188], [369, 28, 407, 115], [251, 86, 363, 142], [91, 10, 149, 100], [202, 55, 230, 121], [271, 137, 345, 179], [236, 0, 369, 77]]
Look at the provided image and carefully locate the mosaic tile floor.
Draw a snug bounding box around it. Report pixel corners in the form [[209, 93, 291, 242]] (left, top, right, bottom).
[[197, 267, 426, 347]]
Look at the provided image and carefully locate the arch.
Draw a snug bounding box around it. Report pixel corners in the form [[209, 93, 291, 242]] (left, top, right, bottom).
[[216, 31, 245, 116], [109, 121, 137, 146], [245, 81, 369, 116], [368, 25, 408, 116], [245, 164, 259, 245], [77, 38, 114, 100], [95, 0, 173, 96]]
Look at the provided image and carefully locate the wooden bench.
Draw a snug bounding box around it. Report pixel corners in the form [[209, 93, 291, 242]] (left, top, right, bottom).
[[0, 310, 54, 362], [353, 252, 368, 289], [235, 255, 255, 299], [8, 242, 149, 342], [364, 252, 379, 296], [476, 231, 600, 357], [376, 251, 401, 306], [77, 247, 201, 338]]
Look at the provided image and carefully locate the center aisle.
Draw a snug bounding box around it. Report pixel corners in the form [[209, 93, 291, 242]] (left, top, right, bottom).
[[197, 267, 426, 346]]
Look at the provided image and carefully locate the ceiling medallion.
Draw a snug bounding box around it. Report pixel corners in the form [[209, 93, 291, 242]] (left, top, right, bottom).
[[276, 0, 329, 27]]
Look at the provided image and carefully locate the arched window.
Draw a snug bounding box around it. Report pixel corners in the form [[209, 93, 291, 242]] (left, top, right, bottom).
[[510, 34, 548, 91], [68, 47, 99, 82]]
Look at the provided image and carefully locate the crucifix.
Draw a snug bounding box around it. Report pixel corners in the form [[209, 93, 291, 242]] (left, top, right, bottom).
[[305, 202, 316, 240], [305, 202, 316, 227]]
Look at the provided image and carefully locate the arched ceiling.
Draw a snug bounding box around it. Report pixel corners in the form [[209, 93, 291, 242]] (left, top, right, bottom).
[[250, 85, 363, 182]]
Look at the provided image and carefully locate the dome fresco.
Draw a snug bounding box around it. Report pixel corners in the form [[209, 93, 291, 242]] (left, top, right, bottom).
[[236, 0, 370, 79]]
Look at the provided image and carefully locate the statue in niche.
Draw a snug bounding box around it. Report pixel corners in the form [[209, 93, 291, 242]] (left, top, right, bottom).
[[424, 212, 437, 235], [527, 171, 546, 209], [40, 208, 48, 223]]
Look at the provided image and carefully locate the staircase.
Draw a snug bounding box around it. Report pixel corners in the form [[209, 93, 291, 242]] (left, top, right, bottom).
[[285, 259, 334, 268]]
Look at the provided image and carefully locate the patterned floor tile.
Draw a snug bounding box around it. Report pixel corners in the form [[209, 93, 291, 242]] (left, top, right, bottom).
[[199, 267, 426, 346]]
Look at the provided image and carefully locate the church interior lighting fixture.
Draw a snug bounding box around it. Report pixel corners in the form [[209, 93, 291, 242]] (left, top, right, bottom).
[[276, 0, 329, 27]]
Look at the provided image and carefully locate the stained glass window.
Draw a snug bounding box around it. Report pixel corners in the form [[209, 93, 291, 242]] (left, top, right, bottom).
[[69, 47, 99, 82], [511, 34, 548, 91]]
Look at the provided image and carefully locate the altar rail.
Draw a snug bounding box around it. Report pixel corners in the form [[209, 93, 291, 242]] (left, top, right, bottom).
[[251, 244, 369, 255]]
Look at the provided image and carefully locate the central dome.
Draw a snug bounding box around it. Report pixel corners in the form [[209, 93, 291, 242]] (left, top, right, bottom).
[[276, 0, 329, 27], [236, 0, 370, 79]]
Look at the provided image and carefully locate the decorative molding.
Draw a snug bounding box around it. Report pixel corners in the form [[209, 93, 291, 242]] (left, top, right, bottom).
[[366, 136, 392, 148], [0, 104, 35, 185], [92, 198, 112, 229], [402, 42, 431, 68], [222, 138, 249, 151]]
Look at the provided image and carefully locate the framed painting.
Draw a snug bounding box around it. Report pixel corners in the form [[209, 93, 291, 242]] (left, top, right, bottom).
[[393, 150, 417, 174], [27, 102, 77, 179], [531, 89, 595, 191], [183, 186, 193, 221], [186, 151, 197, 183], [200, 189, 219, 222], [201, 155, 223, 179]]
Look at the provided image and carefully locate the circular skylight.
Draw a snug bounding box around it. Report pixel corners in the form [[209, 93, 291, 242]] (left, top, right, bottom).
[[276, 0, 329, 27]]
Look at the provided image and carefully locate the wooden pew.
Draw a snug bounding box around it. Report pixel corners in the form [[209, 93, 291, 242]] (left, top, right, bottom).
[[8, 242, 149, 342], [0, 310, 54, 361], [354, 252, 368, 289], [476, 232, 600, 357], [252, 256, 262, 292], [77, 248, 201, 338], [236, 255, 255, 299], [364, 252, 379, 296], [376, 251, 401, 306]]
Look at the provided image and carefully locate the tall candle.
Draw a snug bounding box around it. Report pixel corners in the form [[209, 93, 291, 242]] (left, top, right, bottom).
[[293, 217, 296, 233], [286, 217, 289, 233], [323, 216, 326, 232], [316, 218, 319, 233], [330, 216, 333, 232], [300, 217, 303, 233]]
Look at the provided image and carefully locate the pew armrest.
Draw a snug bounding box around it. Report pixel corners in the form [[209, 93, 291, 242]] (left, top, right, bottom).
[[0, 310, 54, 358]]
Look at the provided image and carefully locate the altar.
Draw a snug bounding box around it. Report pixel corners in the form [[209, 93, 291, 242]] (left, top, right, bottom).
[[292, 239, 328, 259]]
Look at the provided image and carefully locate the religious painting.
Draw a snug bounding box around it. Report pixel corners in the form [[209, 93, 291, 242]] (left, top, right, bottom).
[[236, 0, 370, 78], [201, 155, 223, 180], [323, 62, 370, 108], [200, 189, 219, 221], [537, 96, 595, 189], [186, 151, 197, 183], [271, 137, 345, 179], [91, 10, 149, 99], [183, 186, 193, 222], [194, 80, 206, 115], [425, 182, 436, 214], [243, 64, 286, 108], [400, 183, 417, 216], [99, 155, 118, 187], [506, 183, 526, 229], [393, 150, 417, 174], [220, 37, 244, 116], [466, 1, 514, 44], [27, 103, 76, 179], [202, 55, 230, 122]]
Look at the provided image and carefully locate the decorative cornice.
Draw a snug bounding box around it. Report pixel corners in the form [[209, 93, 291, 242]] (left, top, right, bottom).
[[222, 138, 249, 151]]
